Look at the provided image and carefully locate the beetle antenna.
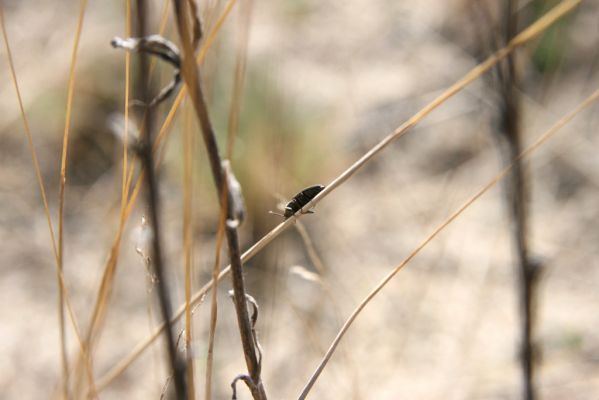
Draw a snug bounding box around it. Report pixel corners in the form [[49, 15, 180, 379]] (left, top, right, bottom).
[[268, 211, 285, 218]]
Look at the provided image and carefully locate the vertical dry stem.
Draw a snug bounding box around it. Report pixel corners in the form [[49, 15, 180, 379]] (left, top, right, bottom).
[[226, 0, 252, 159], [205, 178, 229, 400], [170, 1, 266, 398], [183, 102, 196, 400], [136, 1, 187, 399], [56, 1, 88, 397], [496, 3, 539, 399]]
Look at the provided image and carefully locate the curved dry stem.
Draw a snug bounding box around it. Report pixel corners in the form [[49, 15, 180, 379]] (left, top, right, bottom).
[[94, 0, 580, 388], [296, 87, 599, 399]]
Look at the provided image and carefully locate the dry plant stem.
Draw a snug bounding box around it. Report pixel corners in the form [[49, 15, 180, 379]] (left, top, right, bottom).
[[78, 0, 172, 366], [121, 0, 132, 213], [136, 1, 187, 399], [226, 0, 252, 159], [86, 0, 237, 393], [205, 6, 249, 392], [205, 180, 229, 400], [183, 103, 196, 400], [0, 5, 58, 267], [56, 1, 88, 397], [94, 0, 580, 388], [2, 12, 90, 366], [295, 222, 325, 274], [147, 0, 238, 153], [297, 87, 599, 400], [89, 15, 224, 383], [75, 1, 172, 392], [2, 10, 97, 394], [173, 0, 266, 399], [171, 1, 266, 398], [186, 0, 202, 47], [498, 3, 537, 399]]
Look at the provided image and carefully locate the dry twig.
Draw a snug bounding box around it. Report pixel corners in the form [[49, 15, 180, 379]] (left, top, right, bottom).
[[493, 3, 540, 398], [134, 1, 186, 399], [170, 0, 266, 398]]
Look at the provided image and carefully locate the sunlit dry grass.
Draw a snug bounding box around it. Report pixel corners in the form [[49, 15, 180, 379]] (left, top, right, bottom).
[[1, 0, 598, 399]]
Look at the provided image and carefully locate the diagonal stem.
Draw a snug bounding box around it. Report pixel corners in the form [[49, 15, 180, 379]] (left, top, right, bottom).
[[170, 1, 266, 399]]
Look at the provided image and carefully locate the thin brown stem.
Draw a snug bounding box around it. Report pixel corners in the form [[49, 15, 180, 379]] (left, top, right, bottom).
[[171, 1, 266, 398], [79, 0, 227, 371], [205, 175, 229, 400], [497, 2, 538, 399], [136, 1, 187, 399], [183, 102, 196, 400]]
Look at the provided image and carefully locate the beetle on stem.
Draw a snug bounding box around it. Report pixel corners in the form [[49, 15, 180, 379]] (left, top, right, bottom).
[[270, 184, 325, 220]]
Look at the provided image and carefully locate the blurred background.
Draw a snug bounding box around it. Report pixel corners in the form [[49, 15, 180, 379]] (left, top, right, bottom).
[[1, 0, 599, 399]]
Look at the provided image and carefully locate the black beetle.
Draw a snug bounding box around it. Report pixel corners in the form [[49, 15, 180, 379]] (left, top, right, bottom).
[[283, 184, 325, 219]]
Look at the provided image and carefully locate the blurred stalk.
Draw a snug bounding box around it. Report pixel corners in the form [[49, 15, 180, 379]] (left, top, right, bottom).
[[496, 2, 540, 399], [135, 1, 187, 399]]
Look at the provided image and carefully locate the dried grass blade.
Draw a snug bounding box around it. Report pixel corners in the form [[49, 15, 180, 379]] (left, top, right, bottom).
[[297, 87, 599, 400]]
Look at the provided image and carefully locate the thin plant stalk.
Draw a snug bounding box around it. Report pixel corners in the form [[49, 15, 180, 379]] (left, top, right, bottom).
[[76, 0, 233, 383], [120, 0, 131, 213], [136, 0, 187, 399], [171, 0, 266, 398], [205, 178, 229, 400], [94, 0, 580, 388], [56, 1, 88, 397], [226, 0, 252, 159], [296, 86, 599, 400], [2, 11, 96, 394], [204, 4, 252, 393], [183, 101, 196, 400], [497, 2, 538, 399]]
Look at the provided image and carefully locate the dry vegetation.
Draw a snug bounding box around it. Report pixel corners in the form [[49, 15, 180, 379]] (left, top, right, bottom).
[[1, 0, 599, 399]]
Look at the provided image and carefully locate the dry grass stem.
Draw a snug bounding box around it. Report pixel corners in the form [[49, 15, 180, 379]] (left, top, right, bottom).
[[294, 221, 326, 275], [183, 102, 196, 400], [296, 87, 599, 399], [205, 177, 229, 400], [81, 2, 236, 391], [1, 14, 94, 385], [120, 0, 132, 213], [56, 0, 89, 396], [135, 1, 187, 398], [226, 0, 251, 159], [171, 0, 266, 398]]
